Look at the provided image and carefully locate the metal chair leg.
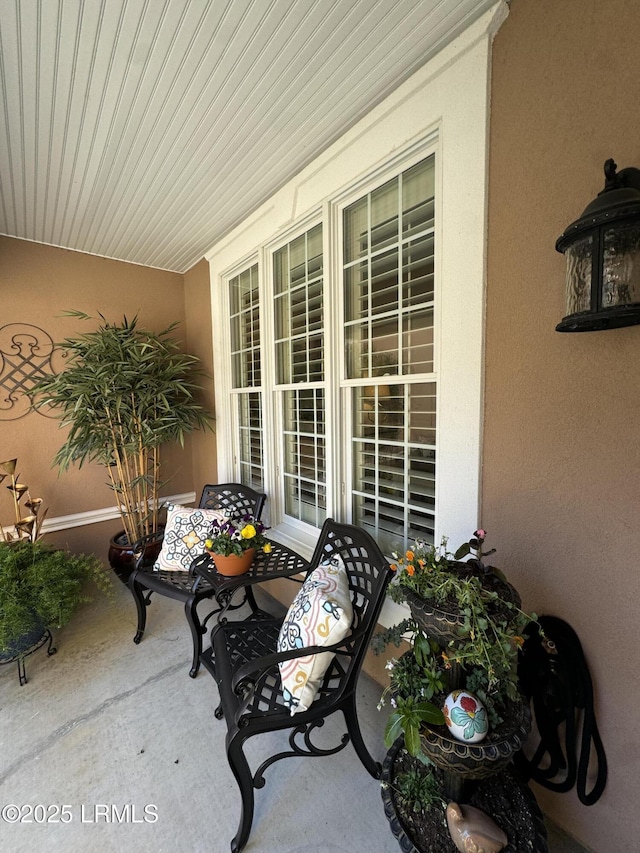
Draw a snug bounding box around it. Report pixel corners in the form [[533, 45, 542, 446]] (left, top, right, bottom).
[[244, 585, 259, 613], [185, 596, 203, 679], [227, 733, 256, 853], [342, 700, 381, 779], [129, 576, 148, 644]]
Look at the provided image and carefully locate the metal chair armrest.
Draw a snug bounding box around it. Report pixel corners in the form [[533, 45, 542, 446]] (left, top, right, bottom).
[[229, 635, 356, 697], [130, 532, 165, 570]]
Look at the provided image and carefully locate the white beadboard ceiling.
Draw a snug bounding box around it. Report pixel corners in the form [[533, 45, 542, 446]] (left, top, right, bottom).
[[0, 0, 496, 274]]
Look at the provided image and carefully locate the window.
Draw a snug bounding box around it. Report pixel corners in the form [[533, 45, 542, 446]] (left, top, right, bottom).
[[229, 264, 264, 491], [273, 225, 326, 527], [210, 11, 495, 562], [225, 156, 437, 553], [344, 156, 436, 552]]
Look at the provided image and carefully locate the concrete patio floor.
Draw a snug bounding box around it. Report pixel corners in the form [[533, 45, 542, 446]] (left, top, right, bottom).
[[0, 579, 591, 853]]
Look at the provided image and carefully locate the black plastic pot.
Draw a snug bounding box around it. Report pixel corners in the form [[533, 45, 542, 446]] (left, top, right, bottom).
[[0, 622, 47, 661], [381, 737, 548, 853], [405, 564, 521, 645]]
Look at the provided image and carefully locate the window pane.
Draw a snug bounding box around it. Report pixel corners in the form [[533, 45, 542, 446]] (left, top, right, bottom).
[[371, 248, 398, 315], [230, 264, 260, 389], [403, 157, 435, 236], [409, 382, 436, 446], [344, 261, 368, 323], [273, 249, 289, 296], [565, 237, 592, 316], [282, 389, 326, 527], [403, 309, 434, 374], [371, 316, 399, 375], [307, 223, 323, 277], [371, 179, 398, 252], [274, 226, 326, 530], [274, 291, 290, 341], [344, 197, 368, 264], [403, 234, 435, 307], [237, 391, 264, 491], [602, 224, 640, 307], [274, 226, 324, 386]]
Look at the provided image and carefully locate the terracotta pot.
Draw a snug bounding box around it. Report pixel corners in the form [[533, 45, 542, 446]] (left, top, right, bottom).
[[108, 529, 164, 584], [208, 547, 256, 576]]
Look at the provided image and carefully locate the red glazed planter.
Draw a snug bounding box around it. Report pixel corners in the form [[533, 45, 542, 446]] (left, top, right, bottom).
[[108, 528, 164, 584], [208, 548, 256, 576]]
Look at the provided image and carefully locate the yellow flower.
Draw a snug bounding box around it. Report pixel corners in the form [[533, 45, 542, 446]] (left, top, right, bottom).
[[204, 539, 213, 549], [241, 524, 257, 539], [263, 542, 272, 554]]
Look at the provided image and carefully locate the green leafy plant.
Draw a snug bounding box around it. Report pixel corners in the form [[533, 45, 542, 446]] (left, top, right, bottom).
[[376, 529, 537, 745], [0, 539, 112, 654], [384, 694, 445, 759], [31, 312, 214, 545], [393, 765, 445, 813], [204, 516, 270, 557], [377, 631, 445, 702], [383, 530, 534, 715]]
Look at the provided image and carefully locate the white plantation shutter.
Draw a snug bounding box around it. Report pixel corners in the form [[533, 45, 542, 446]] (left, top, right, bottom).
[[344, 156, 437, 552], [273, 224, 326, 527], [229, 264, 264, 491], [226, 156, 440, 553]]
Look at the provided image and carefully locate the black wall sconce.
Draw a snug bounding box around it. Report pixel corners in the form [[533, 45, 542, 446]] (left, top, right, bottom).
[[556, 158, 640, 331]]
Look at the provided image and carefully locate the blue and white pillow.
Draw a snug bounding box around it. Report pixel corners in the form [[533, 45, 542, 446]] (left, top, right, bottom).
[[277, 555, 353, 714], [154, 504, 227, 572]]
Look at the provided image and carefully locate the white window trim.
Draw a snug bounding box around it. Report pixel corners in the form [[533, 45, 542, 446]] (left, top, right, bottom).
[[207, 3, 507, 568]]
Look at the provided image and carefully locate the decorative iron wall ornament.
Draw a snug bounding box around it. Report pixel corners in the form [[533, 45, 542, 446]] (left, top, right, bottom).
[[0, 324, 63, 420]]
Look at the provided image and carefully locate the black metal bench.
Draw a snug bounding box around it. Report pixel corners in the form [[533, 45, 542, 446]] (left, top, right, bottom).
[[201, 518, 393, 853]]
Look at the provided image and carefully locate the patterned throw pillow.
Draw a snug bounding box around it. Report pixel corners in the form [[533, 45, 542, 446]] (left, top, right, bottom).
[[154, 504, 227, 572], [277, 555, 353, 715]]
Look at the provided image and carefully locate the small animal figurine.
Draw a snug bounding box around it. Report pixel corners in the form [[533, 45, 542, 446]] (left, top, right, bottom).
[[446, 802, 508, 853]]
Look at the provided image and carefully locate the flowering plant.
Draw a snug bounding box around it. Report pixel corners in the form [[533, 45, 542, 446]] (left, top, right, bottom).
[[388, 528, 504, 604], [204, 515, 270, 557], [375, 530, 536, 734]]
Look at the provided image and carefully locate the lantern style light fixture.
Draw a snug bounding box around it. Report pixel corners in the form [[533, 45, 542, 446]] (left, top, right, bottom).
[[556, 158, 640, 331]]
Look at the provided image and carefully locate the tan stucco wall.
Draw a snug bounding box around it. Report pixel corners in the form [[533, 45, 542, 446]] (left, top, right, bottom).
[[486, 1, 640, 849], [0, 236, 193, 555]]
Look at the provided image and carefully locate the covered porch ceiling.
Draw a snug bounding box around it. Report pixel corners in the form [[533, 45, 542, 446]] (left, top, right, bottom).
[[0, 0, 497, 273]]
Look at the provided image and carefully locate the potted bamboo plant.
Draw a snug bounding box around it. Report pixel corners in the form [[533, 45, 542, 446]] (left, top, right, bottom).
[[32, 312, 214, 580]]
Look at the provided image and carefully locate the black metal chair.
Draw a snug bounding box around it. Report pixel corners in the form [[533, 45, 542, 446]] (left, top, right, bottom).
[[128, 483, 266, 678], [201, 518, 393, 853]]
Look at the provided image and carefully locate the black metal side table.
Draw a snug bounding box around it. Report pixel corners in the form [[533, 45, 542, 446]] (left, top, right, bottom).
[[190, 539, 309, 626], [130, 539, 309, 678]]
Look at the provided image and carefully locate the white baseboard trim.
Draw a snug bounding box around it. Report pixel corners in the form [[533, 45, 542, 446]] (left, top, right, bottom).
[[39, 492, 197, 535]]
